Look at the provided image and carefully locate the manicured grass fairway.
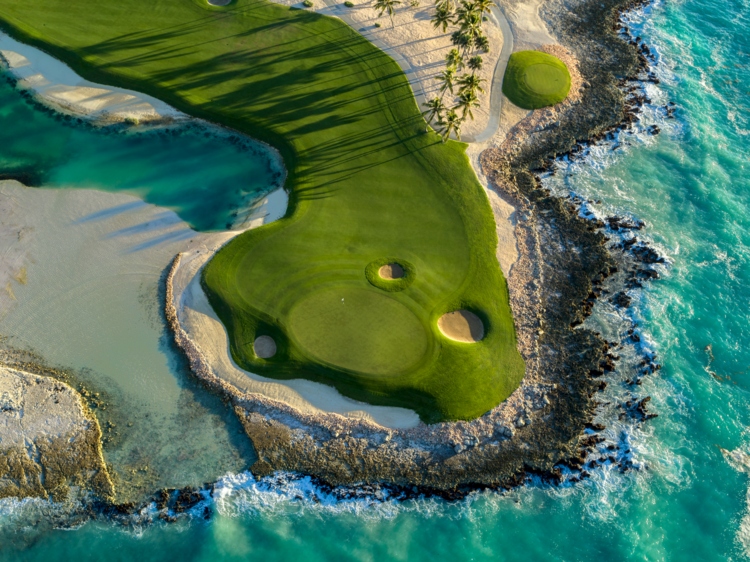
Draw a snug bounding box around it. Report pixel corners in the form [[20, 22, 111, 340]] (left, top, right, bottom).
[[0, 0, 525, 422], [502, 50, 572, 110]]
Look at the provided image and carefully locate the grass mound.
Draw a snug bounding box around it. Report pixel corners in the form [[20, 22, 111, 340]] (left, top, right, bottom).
[[502, 50, 571, 109], [365, 257, 416, 292], [0, 0, 526, 422]]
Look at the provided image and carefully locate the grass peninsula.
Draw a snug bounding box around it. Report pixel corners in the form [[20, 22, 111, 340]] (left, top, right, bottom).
[[0, 0, 525, 423]]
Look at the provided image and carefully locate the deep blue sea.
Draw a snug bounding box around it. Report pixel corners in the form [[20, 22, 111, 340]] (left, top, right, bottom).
[[2, 0, 750, 558]]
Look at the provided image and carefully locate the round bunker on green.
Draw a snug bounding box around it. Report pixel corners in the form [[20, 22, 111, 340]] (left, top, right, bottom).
[[502, 50, 571, 110], [288, 287, 429, 376]]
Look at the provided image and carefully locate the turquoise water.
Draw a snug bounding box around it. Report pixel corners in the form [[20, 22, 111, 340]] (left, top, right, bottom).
[[3, 0, 750, 557], [0, 77, 283, 231]]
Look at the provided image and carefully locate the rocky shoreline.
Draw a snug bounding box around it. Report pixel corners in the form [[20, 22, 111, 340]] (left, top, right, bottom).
[[0, 0, 668, 512], [0, 366, 114, 502], [160, 0, 664, 494]]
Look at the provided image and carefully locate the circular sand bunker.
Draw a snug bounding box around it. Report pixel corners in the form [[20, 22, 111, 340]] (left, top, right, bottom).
[[207, 0, 231, 5], [365, 258, 416, 292], [253, 335, 277, 358], [438, 310, 484, 343], [378, 263, 404, 280]]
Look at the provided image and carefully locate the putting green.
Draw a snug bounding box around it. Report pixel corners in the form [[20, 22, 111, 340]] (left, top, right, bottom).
[[502, 51, 571, 109], [288, 288, 429, 376], [524, 64, 568, 94], [0, 0, 526, 422]]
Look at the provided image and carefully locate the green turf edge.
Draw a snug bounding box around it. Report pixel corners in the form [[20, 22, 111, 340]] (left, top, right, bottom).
[[501, 50, 572, 110], [364, 257, 416, 292], [0, 0, 526, 423]]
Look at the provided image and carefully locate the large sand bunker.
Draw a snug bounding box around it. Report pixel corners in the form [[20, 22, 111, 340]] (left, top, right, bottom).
[[378, 263, 404, 280], [438, 310, 484, 343]]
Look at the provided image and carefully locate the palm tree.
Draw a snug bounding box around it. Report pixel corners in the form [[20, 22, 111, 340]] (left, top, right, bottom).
[[445, 48, 464, 70], [476, 34, 490, 53], [451, 30, 474, 57], [435, 66, 456, 99], [422, 97, 446, 132], [458, 12, 483, 42], [430, 5, 453, 32], [439, 109, 463, 143], [374, 0, 401, 27], [473, 0, 496, 15], [468, 54, 483, 72], [455, 0, 478, 21], [434, 0, 455, 12], [455, 90, 480, 120], [457, 72, 486, 95]]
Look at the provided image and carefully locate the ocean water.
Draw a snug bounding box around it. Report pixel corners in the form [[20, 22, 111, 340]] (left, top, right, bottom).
[[3, 0, 750, 557]]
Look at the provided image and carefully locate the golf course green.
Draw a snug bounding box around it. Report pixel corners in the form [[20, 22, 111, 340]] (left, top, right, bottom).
[[0, 0, 525, 422], [502, 50, 572, 110]]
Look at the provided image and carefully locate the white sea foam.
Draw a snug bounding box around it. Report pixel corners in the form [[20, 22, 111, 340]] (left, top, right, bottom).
[[532, 0, 703, 521]]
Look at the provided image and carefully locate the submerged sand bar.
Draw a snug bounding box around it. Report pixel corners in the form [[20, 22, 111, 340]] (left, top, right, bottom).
[[0, 32, 185, 123]]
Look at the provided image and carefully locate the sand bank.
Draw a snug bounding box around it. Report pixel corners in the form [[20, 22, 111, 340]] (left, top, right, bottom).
[[0, 180, 266, 499], [0, 31, 185, 124]]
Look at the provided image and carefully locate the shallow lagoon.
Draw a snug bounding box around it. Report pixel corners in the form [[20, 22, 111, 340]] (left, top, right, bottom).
[[0, 63, 290, 499], [0, 74, 283, 231]]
